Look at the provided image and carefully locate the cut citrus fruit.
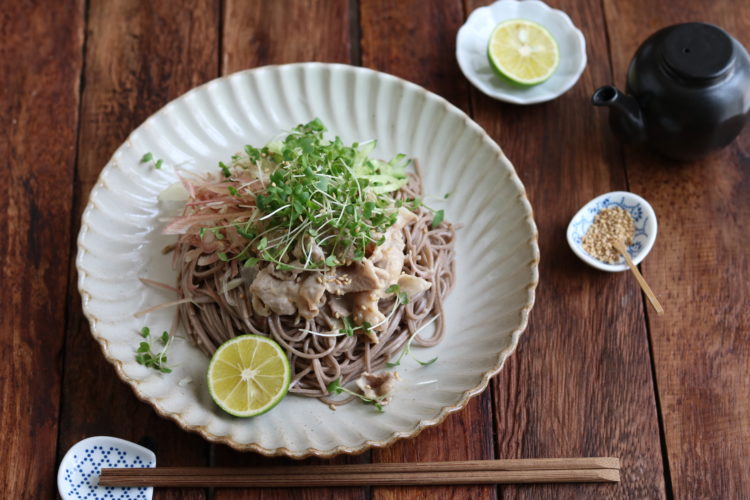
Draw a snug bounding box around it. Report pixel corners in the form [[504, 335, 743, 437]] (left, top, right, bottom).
[[487, 19, 560, 86], [207, 335, 291, 417]]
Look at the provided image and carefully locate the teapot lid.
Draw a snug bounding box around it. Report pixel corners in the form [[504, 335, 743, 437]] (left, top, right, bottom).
[[662, 23, 735, 81]]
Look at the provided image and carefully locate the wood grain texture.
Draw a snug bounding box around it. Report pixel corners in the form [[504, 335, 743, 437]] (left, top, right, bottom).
[[360, 1, 497, 499], [464, 0, 668, 498], [213, 2, 365, 500], [222, 0, 351, 73], [57, 1, 219, 499], [0, 1, 83, 497], [603, 1, 750, 497]]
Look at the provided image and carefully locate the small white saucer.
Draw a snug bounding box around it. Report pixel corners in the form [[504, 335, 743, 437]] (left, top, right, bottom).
[[57, 436, 156, 500], [567, 191, 658, 272], [456, 0, 587, 104]]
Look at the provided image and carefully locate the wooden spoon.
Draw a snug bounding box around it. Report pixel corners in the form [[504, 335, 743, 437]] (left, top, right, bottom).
[[612, 240, 663, 315]]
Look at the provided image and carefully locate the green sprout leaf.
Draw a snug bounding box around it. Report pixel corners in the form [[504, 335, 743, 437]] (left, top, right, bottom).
[[135, 326, 172, 374], [416, 356, 438, 366], [339, 317, 355, 336], [327, 379, 344, 394], [219, 161, 231, 178], [326, 378, 386, 413], [432, 209, 445, 228]]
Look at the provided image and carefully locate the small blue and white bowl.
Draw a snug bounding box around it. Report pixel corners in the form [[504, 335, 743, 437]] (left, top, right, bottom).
[[57, 436, 156, 500], [567, 191, 658, 272]]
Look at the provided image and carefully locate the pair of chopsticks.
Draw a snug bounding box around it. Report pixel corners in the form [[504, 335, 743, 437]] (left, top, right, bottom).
[[99, 457, 620, 487]]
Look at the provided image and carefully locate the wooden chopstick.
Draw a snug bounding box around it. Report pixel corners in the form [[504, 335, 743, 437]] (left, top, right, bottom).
[[99, 457, 620, 487], [613, 240, 664, 315]]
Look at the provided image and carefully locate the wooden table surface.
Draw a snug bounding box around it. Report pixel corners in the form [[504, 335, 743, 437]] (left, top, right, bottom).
[[3, 1, 749, 498]]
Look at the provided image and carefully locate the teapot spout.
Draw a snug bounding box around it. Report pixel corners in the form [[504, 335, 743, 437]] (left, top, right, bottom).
[[592, 86, 646, 144]]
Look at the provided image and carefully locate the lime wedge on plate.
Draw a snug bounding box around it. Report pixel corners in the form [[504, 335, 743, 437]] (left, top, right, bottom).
[[207, 335, 291, 417], [487, 19, 559, 86]]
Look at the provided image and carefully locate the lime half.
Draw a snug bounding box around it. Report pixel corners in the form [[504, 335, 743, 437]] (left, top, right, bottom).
[[487, 19, 559, 86], [207, 335, 291, 417]]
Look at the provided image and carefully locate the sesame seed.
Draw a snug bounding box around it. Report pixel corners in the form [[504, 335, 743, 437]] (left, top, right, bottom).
[[581, 207, 635, 264]]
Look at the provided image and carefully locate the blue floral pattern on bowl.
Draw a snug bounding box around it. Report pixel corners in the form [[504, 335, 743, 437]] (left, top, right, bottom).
[[58, 436, 155, 500], [567, 191, 658, 272]]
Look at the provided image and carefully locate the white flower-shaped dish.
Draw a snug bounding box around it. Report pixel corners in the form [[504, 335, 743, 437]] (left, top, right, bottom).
[[57, 436, 156, 500], [567, 191, 658, 272], [76, 63, 539, 458], [456, 0, 587, 104]]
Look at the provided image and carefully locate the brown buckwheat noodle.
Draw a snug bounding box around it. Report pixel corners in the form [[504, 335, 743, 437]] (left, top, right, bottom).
[[175, 168, 456, 403]]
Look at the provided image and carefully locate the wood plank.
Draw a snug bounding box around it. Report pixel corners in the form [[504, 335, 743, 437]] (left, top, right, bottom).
[[602, 1, 750, 497], [222, 0, 352, 71], [360, 1, 497, 499], [57, 2, 220, 499], [213, 2, 365, 500], [464, 0, 668, 498], [0, 2, 84, 497]]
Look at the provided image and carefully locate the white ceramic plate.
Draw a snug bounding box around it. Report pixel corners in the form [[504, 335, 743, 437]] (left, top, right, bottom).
[[457, 0, 586, 104], [77, 63, 539, 457]]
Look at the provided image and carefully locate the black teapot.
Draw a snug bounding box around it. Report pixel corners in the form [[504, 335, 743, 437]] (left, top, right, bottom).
[[592, 23, 750, 161]]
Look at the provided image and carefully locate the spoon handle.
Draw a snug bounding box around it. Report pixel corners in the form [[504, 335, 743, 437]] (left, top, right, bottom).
[[613, 240, 664, 315]]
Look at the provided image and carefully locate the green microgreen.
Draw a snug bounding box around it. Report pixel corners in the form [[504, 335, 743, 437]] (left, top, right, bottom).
[[219, 161, 231, 178], [198, 119, 411, 270], [327, 378, 385, 413], [135, 326, 172, 373], [386, 314, 440, 368], [140, 152, 165, 170], [339, 317, 355, 336], [431, 209, 445, 228], [386, 284, 409, 305]]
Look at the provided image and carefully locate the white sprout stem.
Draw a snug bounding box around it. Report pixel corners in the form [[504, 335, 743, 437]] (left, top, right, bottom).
[[368, 299, 402, 331], [256, 163, 265, 188], [259, 204, 290, 221], [405, 313, 441, 346], [298, 328, 345, 338], [316, 233, 336, 246]]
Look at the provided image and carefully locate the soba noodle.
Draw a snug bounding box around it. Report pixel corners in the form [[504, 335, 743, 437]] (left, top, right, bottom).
[[174, 169, 456, 402]]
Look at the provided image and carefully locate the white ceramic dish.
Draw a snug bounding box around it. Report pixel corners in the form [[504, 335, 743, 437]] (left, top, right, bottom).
[[57, 436, 155, 500], [456, 0, 586, 104], [567, 191, 658, 272], [76, 63, 539, 457]]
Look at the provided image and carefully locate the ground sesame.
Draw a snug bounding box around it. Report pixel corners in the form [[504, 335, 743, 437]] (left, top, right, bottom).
[[582, 206, 635, 263]]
